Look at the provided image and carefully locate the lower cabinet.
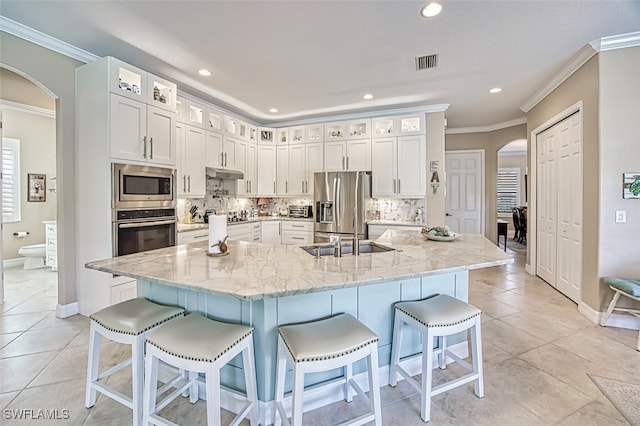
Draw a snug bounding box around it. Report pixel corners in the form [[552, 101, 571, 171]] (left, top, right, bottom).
[[228, 222, 261, 242], [44, 221, 57, 271], [111, 276, 137, 304], [281, 221, 313, 245], [177, 228, 209, 245], [261, 221, 281, 244]]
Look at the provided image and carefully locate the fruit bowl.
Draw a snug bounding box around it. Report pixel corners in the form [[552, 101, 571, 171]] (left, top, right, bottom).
[[421, 226, 457, 242]]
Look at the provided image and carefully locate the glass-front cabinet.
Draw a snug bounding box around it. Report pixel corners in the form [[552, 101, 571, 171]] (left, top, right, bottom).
[[289, 126, 305, 143], [206, 108, 222, 132], [276, 128, 289, 145], [305, 123, 324, 142], [347, 119, 371, 139], [324, 121, 346, 140]]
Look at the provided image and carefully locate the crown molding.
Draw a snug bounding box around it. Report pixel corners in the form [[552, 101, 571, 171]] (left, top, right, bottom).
[[0, 16, 98, 64], [0, 99, 56, 118], [446, 117, 527, 135], [521, 31, 640, 114], [591, 30, 640, 52]]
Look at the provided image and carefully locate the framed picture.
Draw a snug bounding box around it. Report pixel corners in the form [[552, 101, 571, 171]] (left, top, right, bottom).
[[27, 173, 46, 202], [623, 173, 640, 199]]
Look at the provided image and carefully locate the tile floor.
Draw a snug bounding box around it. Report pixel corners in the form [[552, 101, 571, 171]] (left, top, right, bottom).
[[1, 248, 638, 425]]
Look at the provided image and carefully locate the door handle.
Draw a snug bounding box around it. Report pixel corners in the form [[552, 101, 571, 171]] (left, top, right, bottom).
[[273, 181, 276, 193], [346, 156, 349, 170], [183, 175, 186, 192], [187, 175, 191, 192], [398, 179, 400, 194], [224, 152, 227, 167], [286, 181, 288, 193], [446, 213, 452, 216], [393, 179, 396, 193], [149, 137, 153, 159], [221, 152, 224, 167], [342, 156, 345, 170], [143, 136, 147, 158]]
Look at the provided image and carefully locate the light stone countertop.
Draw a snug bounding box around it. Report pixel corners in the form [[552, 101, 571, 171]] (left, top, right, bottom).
[[86, 230, 513, 301], [178, 216, 313, 233], [367, 219, 424, 227]]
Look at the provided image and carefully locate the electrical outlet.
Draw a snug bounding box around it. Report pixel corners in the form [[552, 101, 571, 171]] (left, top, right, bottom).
[[615, 210, 626, 223]]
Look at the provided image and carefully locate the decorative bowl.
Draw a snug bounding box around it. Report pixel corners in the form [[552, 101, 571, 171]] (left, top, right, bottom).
[[424, 233, 457, 242]]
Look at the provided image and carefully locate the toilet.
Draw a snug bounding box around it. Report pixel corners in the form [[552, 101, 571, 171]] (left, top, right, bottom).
[[18, 244, 46, 269]]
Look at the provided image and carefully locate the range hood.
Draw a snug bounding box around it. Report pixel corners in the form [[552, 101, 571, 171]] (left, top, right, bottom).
[[205, 167, 244, 180]]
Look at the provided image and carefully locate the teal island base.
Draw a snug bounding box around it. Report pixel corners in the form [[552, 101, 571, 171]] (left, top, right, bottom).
[[138, 270, 470, 423]]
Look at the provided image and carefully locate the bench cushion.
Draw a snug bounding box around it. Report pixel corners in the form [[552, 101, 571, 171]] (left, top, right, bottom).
[[604, 277, 640, 297]]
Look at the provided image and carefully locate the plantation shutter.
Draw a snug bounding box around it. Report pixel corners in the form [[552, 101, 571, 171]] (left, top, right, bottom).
[[2, 138, 21, 223], [497, 168, 519, 215]]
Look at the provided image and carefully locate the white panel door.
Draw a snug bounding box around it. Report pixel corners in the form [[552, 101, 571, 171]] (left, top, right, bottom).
[[205, 131, 223, 168], [276, 145, 289, 195], [109, 94, 146, 162], [346, 139, 371, 171], [324, 141, 346, 171], [257, 145, 276, 196], [288, 144, 305, 195], [397, 135, 426, 197], [371, 137, 396, 197], [146, 105, 176, 166], [445, 151, 482, 234], [536, 126, 557, 285], [305, 142, 323, 195]]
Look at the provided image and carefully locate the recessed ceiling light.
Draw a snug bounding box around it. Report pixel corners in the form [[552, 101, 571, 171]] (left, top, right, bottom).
[[489, 87, 502, 94], [420, 2, 442, 18], [363, 94, 374, 100], [269, 108, 278, 113], [198, 69, 212, 76]]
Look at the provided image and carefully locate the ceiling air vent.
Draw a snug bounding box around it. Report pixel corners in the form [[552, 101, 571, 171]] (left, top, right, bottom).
[[415, 54, 439, 71]]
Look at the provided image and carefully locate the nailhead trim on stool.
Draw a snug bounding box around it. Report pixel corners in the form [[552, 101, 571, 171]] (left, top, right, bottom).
[[142, 314, 258, 426], [389, 294, 484, 422], [274, 313, 383, 426], [85, 298, 185, 426]]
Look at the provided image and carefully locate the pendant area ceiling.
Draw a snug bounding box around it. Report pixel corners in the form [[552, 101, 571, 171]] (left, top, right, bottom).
[[1, 1, 639, 129]]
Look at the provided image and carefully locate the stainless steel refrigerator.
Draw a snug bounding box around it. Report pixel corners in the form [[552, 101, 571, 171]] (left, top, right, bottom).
[[314, 171, 372, 243]]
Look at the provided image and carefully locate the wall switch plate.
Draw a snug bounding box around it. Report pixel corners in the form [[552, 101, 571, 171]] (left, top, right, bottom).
[[615, 210, 626, 223]]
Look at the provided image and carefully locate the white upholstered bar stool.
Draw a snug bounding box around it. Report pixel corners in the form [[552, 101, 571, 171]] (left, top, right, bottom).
[[142, 314, 258, 426], [389, 294, 484, 422], [85, 298, 185, 426], [274, 313, 382, 426]]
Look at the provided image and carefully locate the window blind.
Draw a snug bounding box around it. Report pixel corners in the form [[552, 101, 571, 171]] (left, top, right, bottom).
[[497, 168, 520, 215], [2, 138, 21, 223]]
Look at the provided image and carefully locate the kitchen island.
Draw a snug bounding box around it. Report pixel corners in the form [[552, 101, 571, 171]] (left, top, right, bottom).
[[86, 230, 512, 421]]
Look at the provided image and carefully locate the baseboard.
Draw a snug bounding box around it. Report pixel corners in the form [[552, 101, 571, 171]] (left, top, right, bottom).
[[56, 302, 79, 318], [3, 258, 25, 268], [159, 341, 468, 425], [578, 301, 640, 330]]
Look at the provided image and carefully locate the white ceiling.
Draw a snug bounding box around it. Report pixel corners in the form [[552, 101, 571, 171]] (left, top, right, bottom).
[[1, 1, 639, 129]]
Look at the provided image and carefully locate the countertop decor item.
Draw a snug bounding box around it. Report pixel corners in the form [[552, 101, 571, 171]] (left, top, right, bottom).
[[421, 225, 457, 241], [208, 215, 227, 254]]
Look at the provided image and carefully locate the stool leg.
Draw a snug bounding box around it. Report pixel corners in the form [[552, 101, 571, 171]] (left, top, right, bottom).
[[291, 364, 305, 426], [368, 344, 382, 426], [344, 362, 353, 402], [421, 328, 435, 422], [274, 338, 288, 426], [142, 347, 159, 426], [438, 335, 447, 370], [132, 335, 145, 426], [470, 318, 484, 398], [389, 313, 404, 387], [205, 364, 222, 426], [85, 322, 101, 408], [242, 339, 259, 426], [189, 371, 199, 403], [600, 291, 621, 326]]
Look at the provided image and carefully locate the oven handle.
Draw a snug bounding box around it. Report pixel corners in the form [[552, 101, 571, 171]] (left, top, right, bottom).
[[117, 219, 176, 229]]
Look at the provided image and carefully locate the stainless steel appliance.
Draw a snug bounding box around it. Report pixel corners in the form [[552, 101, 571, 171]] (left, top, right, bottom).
[[112, 163, 175, 209], [314, 171, 372, 243], [288, 205, 312, 218], [112, 207, 177, 256]]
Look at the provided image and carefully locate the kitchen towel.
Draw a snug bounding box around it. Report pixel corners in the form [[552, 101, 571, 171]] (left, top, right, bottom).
[[208, 214, 227, 254]]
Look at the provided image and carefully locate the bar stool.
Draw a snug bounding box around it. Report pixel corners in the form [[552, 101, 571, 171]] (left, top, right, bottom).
[[85, 298, 185, 426], [274, 313, 382, 426], [389, 294, 484, 422], [600, 277, 640, 351], [142, 313, 258, 426]]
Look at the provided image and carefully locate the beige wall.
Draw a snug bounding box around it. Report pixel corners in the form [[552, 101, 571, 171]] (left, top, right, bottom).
[[527, 54, 600, 309], [597, 46, 640, 310], [0, 31, 82, 308], [445, 124, 527, 242], [0, 68, 56, 110], [2, 109, 56, 259]]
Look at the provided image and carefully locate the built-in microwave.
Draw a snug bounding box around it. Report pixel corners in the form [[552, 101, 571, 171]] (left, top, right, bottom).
[[112, 163, 175, 209]]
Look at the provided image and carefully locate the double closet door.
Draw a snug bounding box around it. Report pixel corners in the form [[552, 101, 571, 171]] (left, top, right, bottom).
[[536, 111, 583, 303]]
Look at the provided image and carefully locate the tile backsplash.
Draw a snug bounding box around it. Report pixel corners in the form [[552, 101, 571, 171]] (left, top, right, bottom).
[[178, 179, 425, 224]]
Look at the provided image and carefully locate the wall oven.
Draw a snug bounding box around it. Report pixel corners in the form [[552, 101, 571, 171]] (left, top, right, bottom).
[[113, 163, 175, 209], [112, 163, 177, 256], [113, 208, 177, 257]]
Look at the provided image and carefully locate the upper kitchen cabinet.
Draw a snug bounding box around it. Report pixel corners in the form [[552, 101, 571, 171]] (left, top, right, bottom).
[[259, 127, 275, 144], [108, 57, 176, 113], [257, 144, 276, 196], [289, 126, 305, 143], [371, 135, 426, 198], [276, 128, 289, 145], [176, 123, 206, 198], [186, 100, 205, 128], [175, 96, 186, 123], [324, 121, 346, 140], [372, 114, 425, 137], [347, 119, 371, 139], [224, 115, 238, 136], [324, 139, 371, 172], [205, 107, 222, 132], [305, 123, 324, 143], [78, 56, 177, 167]]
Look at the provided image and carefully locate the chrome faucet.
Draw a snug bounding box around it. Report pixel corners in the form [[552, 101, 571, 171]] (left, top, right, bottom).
[[352, 207, 360, 255], [330, 235, 342, 258]]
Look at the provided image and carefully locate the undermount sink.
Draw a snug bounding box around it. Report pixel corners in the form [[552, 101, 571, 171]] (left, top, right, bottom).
[[301, 241, 395, 257]]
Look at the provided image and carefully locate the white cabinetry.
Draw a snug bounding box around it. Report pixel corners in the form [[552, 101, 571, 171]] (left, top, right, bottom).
[[368, 224, 423, 239], [228, 222, 260, 242], [176, 123, 206, 198], [281, 221, 313, 245], [304, 142, 323, 195], [372, 114, 425, 137], [177, 228, 209, 245], [240, 142, 257, 196], [44, 221, 57, 271], [276, 144, 305, 196], [324, 139, 371, 172], [261, 221, 281, 244], [371, 135, 426, 198], [257, 144, 277, 196], [205, 131, 223, 168]]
